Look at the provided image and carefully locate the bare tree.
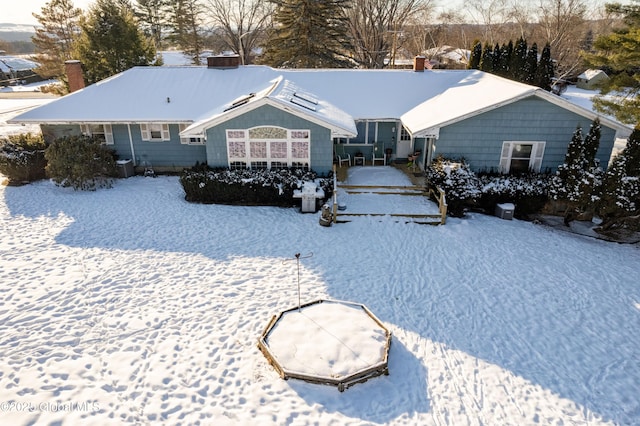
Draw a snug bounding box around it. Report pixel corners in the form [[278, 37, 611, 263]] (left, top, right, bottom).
[[203, 0, 272, 64], [534, 0, 588, 78], [464, 0, 510, 45], [346, 0, 432, 69]]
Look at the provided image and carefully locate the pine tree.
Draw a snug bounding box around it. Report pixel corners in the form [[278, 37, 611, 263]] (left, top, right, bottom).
[[491, 43, 501, 73], [259, 0, 352, 68], [468, 40, 482, 70], [523, 42, 537, 85], [165, 0, 206, 64], [134, 0, 168, 50], [597, 127, 640, 222], [582, 2, 640, 125], [534, 42, 554, 91], [510, 37, 527, 82], [31, 0, 83, 82], [73, 0, 157, 84], [496, 42, 510, 76], [479, 43, 493, 72]]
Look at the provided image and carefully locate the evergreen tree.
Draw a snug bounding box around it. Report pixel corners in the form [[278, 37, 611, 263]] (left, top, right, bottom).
[[165, 0, 206, 64], [550, 121, 604, 216], [510, 37, 527, 82], [468, 40, 482, 70], [496, 42, 510, 76], [479, 43, 493, 72], [534, 42, 554, 91], [523, 42, 537, 85], [583, 2, 640, 125], [74, 0, 157, 84], [134, 0, 168, 50], [491, 43, 501, 73], [597, 127, 640, 223], [31, 0, 83, 82], [259, 0, 352, 68]]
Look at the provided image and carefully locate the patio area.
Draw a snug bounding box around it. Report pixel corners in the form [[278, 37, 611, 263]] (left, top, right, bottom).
[[332, 164, 443, 223]]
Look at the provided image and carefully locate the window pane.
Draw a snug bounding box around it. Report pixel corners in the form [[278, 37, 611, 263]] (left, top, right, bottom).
[[510, 159, 530, 174], [511, 144, 532, 159], [250, 141, 267, 158], [229, 141, 246, 157], [292, 141, 309, 159], [270, 141, 287, 158]]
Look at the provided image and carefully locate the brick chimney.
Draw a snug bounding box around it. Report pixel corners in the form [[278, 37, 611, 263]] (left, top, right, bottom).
[[207, 55, 240, 69], [65, 60, 85, 92], [413, 56, 426, 72]]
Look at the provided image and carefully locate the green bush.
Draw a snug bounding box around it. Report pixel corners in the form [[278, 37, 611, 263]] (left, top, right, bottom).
[[45, 135, 117, 190], [0, 133, 47, 185], [425, 156, 482, 217], [478, 173, 551, 218], [180, 166, 332, 206]]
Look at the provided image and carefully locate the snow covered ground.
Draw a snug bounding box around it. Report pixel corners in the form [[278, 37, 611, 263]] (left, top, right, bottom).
[[1, 165, 639, 425], [1, 79, 639, 425]]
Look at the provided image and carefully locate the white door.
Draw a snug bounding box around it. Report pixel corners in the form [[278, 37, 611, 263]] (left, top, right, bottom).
[[396, 139, 413, 159]]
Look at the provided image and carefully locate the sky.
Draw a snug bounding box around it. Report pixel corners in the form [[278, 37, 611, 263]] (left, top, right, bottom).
[[3, 0, 636, 26]]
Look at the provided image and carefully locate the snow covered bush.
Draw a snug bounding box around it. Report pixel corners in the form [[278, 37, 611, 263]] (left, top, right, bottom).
[[0, 133, 47, 185], [45, 135, 117, 191], [425, 156, 482, 217], [180, 166, 332, 206], [478, 173, 552, 218]]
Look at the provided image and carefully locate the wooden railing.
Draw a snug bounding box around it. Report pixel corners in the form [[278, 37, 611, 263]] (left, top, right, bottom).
[[429, 186, 448, 225]]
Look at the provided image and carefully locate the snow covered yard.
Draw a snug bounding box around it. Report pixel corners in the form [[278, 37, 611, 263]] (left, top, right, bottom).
[[1, 171, 639, 425]]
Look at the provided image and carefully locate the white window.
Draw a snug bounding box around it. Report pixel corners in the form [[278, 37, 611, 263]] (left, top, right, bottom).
[[140, 123, 170, 141], [226, 127, 310, 169], [179, 124, 205, 145], [80, 124, 114, 145], [500, 141, 546, 173]]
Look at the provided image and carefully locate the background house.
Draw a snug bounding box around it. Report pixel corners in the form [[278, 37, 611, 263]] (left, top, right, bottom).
[[9, 56, 631, 176], [576, 69, 609, 90]]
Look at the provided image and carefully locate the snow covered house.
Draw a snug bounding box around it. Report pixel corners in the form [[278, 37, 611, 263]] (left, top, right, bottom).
[[9, 56, 631, 175], [576, 69, 609, 90]]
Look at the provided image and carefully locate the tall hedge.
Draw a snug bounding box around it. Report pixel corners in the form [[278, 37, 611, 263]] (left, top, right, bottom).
[[45, 135, 117, 190]]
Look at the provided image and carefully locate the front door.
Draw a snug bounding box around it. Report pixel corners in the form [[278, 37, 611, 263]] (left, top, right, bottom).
[[396, 126, 413, 159]]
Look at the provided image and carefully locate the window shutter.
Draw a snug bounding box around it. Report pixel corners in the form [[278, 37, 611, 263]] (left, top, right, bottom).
[[80, 124, 90, 136], [531, 142, 545, 172], [161, 124, 170, 141], [104, 124, 114, 145], [140, 123, 150, 141], [499, 142, 512, 173]]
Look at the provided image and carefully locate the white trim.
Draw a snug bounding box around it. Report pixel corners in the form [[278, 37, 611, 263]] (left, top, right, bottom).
[[179, 124, 205, 145], [500, 141, 546, 173], [140, 123, 171, 142], [127, 124, 136, 166], [80, 123, 114, 145], [226, 126, 311, 169]]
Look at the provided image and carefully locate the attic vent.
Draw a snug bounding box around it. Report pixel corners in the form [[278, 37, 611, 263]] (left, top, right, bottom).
[[290, 97, 317, 112], [293, 92, 318, 105], [224, 93, 255, 112]]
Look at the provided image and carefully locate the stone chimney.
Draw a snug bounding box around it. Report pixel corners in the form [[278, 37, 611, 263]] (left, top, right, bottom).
[[65, 60, 85, 92], [413, 56, 426, 72], [207, 55, 240, 69]]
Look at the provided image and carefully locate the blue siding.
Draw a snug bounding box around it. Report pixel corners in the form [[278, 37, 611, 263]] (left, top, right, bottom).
[[433, 97, 616, 172], [205, 104, 334, 175], [127, 124, 206, 168]]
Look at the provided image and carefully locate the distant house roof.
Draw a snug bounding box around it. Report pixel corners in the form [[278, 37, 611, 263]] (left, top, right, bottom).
[[578, 69, 608, 81], [10, 64, 631, 137]]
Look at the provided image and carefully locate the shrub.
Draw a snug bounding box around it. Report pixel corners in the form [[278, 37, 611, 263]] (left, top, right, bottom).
[[45, 135, 117, 190], [0, 133, 47, 185], [478, 173, 552, 218], [180, 166, 332, 206], [425, 156, 482, 217]]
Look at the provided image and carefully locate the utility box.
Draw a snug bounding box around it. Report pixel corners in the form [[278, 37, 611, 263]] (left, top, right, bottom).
[[116, 159, 135, 178], [495, 203, 515, 220]]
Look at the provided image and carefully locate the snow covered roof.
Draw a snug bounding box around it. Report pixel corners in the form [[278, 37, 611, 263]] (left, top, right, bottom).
[[181, 75, 358, 138], [577, 69, 608, 81], [0, 56, 38, 73], [9, 64, 631, 136]]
